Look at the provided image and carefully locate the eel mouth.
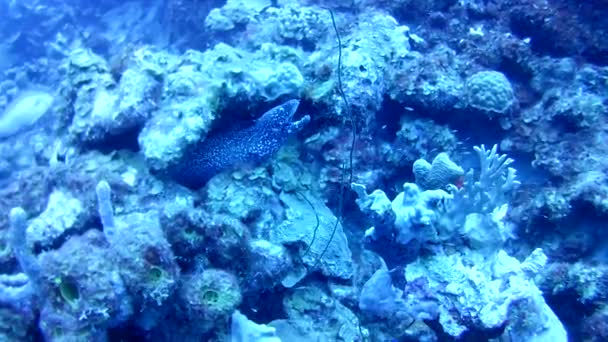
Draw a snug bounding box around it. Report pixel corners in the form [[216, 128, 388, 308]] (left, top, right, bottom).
[[282, 99, 301, 119]]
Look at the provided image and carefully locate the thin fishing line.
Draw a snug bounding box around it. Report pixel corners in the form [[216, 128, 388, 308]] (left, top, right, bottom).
[[297, 190, 320, 258], [310, 8, 357, 271]]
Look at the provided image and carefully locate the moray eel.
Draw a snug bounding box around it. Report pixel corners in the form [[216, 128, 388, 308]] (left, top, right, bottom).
[[170, 99, 309, 188]]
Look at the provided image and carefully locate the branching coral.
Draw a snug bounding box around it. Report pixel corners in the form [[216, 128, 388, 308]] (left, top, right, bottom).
[[353, 144, 520, 250]]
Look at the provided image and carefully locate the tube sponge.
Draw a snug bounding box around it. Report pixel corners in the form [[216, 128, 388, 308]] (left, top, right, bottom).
[[179, 269, 242, 321], [95, 180, 117, 244], [9, 207, 40, 284]]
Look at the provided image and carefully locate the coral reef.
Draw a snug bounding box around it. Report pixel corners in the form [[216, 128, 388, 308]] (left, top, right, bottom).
[[0, 0, 607, 340]]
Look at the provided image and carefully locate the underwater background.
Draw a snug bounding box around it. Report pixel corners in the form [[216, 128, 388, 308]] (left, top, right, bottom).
[[0, 0, 607, 341]]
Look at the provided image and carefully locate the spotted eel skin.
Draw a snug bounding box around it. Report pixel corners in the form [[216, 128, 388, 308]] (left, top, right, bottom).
[[170, 99, 309, 188]]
